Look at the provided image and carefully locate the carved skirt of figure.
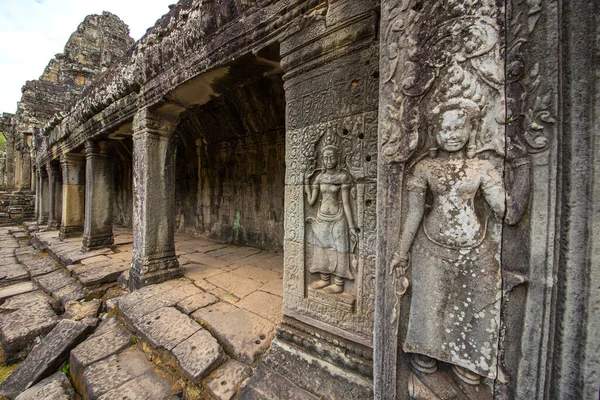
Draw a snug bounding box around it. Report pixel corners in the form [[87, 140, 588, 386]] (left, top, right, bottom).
[[305, 208, 354, 280], [403, 228, 501, 379]]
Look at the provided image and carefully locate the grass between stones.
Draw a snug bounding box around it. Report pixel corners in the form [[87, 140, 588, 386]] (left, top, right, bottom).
[[0, 363, 19, 383]]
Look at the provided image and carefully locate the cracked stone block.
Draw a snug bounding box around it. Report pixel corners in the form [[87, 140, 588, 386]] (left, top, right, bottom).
[[97, 371, 177, 400], [15, 371, 76, 400], [0, 282, 35, 303], [72, 261, 130, 286], [0, 291, 59, 365], [51, 281, 88, 306], [63, 299, 101, 321], [205, 359, 252, 400], [70, 317, 132, 395], [192, 302, 275, 365], [81, 348, 171, 399], [0, 319, 90, 399], [23, 258, 60, 277], [136, 307, 201, 352], [32, 269, 73, 293], [172, 329, 225, 383], [0, 264, 29, 287], [238, 363, 318, 400], [176, 292, 219, 315]]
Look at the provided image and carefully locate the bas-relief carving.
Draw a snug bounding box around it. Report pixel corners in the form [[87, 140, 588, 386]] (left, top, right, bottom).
[[375, 0, 554, 399], [284, 111, 378, 341]]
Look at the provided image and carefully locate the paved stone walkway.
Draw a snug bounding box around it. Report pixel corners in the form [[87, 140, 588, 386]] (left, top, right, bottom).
[[0, 224, 315, 400]]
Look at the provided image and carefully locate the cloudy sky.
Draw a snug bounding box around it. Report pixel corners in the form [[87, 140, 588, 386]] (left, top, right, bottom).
[[0, 0, 175, 113]]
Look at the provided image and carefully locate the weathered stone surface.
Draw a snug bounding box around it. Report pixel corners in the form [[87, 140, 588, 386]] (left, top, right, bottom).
[[0, 264, 29, 287], [81, 348, 161, 399], [172, 329, 225, 383], [236, 291, 283, 324], [69, 317, 131, 395], [0, 291, 59, 365], [97, 371, 177, 400], [32, 269, 72, 293], [51, 281, 87, 306], [136, 307, 201, 352], [71, 261, 129, 286], [0, 282, 35, 303], [0, 319, 89, 399], [192, 302, 275, 365], [14, 371, 75, 400], [205, 359, 252, 400], [63, 299, 101, 321], [175, 292, 219, 315], [22, 257, 60, 277], [238, 363, 318, 400]]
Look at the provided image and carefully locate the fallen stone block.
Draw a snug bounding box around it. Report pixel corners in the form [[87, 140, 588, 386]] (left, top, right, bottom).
[[51, 281, 88, 306], [32, 269, 73, 293], [63, 299, 101, 321], [204, 359, 252, 400], [0, 282, 35, 304], [71, 261, 129, 286], [69, 317, 132, 395], [172, 329, 225, 383], [22, 258, 60, 278], [81, 348, 172, 399], [14, 371, 76, 400], [0, 291, 59, 365], [0, 319, 90, 399], [192, 302, 275, 365], [0, 264, 29, 288]]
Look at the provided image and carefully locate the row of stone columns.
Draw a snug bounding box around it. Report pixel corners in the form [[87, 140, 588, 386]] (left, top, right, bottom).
[[35, 108, 182, 290]]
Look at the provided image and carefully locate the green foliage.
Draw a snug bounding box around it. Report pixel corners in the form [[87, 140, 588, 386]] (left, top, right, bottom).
[[61, 362, 70, 376], [0, 132, 5, 155]]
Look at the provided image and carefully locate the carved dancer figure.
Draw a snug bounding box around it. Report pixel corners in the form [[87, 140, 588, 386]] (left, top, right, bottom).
[[392, 98, 507, 386], [305, 144, 358, 294]]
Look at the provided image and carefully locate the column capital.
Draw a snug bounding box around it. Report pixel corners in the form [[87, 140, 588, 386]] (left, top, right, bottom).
[[132, 108, 180, 139], [84, 140, 114, 158], [46, 162, 61, 181], [60, 153, 86, 167]]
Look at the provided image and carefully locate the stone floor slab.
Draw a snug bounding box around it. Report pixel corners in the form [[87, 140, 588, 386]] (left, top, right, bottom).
[[0, 319, 89, 399], [81, 348, 154, 399], [23, 257, 60, 277], [172, 329, 225, 383], [192, 302, 275, 365], [0, 281, 35, 303], [205, 359, 252, 400], [0, 264, 29, 286], [97, 370, 177, 400], [136, 307, 201, 352], [70, 317, 132, 395], [14, 371, 75, 400], [236, 291, 283, 324], [175, 292, 219, 315], [32, 269, 73, 293], [71, 261, 129, 286], [206, 272, 264, 299], [0, 291, 59, 365]]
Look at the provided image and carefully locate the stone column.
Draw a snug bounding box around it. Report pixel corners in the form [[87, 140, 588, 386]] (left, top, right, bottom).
[[60, 153, 86, 240], [46, 162, 62, 229], [82, 141, 114, 251], [19, 146, 31, 192], [130, 108, 182, 289], [37, 165, 49, 224]]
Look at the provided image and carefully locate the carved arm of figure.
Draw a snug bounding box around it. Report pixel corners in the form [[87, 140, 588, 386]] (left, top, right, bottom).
[[341, 175, 359, 242], [391, 188, 426, 277], [304, 169, 319, 206]]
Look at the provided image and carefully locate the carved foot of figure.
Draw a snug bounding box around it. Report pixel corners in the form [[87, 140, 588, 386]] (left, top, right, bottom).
[[409, 355, 459, 400], [311, 274, 331, 290], [451, 366, 492, 400], [323, 283, 344, 294]]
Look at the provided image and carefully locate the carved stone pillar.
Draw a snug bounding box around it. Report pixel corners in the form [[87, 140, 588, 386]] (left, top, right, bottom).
[[82, 141, 114, 251], [46, 162, 62, 229], [60, 153, 86, 240], [19, 144, 31, 192], [130, 108, 182, 289], [37, 165, 49, 224]]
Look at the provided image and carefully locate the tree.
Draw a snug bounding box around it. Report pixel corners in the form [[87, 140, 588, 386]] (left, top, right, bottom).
[[0, 132, 5, 155]]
